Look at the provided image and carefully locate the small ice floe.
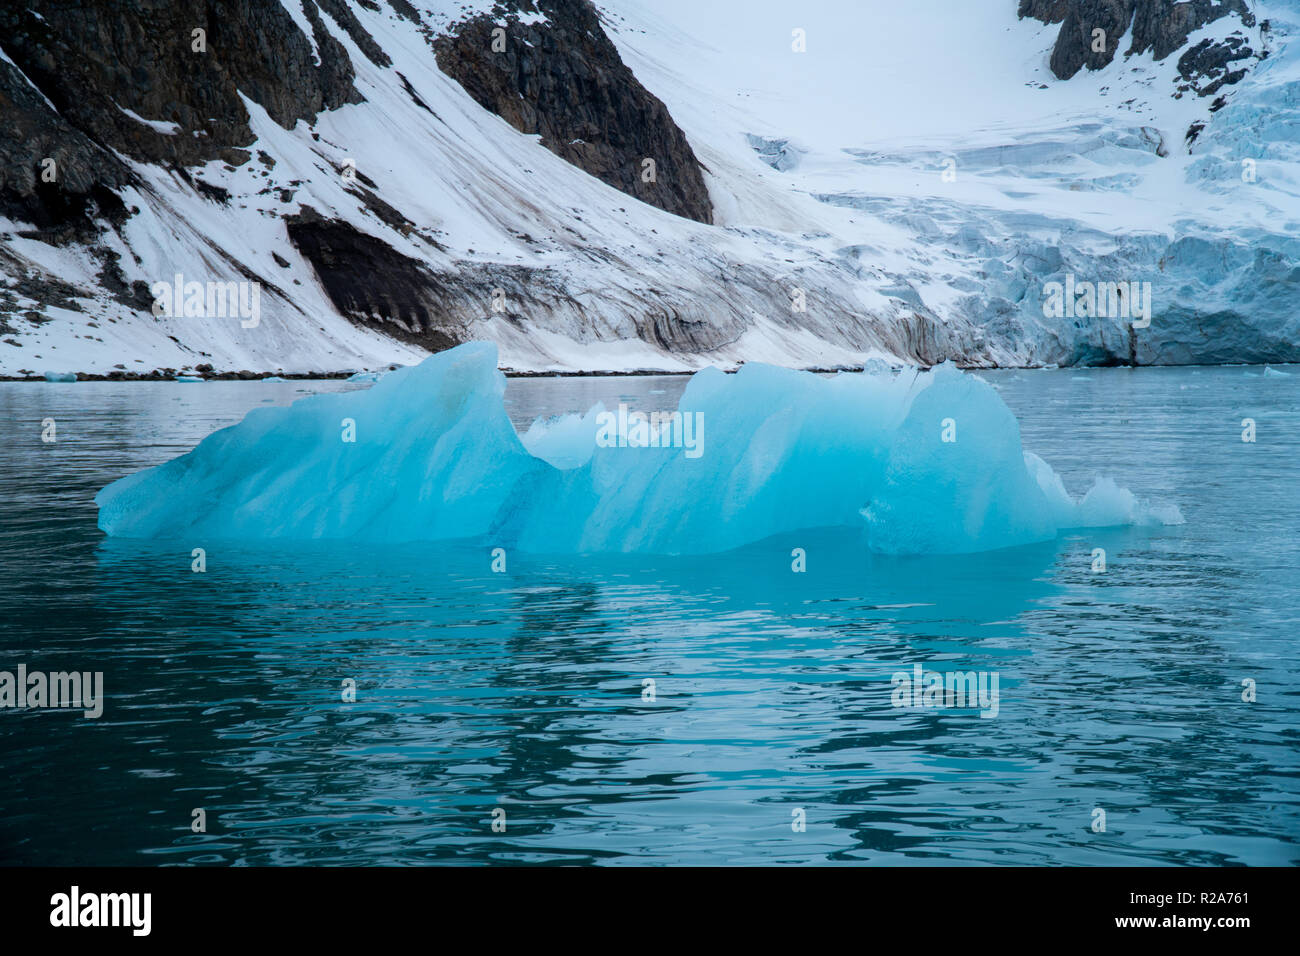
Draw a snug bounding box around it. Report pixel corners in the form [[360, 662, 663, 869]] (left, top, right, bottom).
[[348, 370, 383, 383], [43, 371, 77, 382], [1263, 366, 1291, 378], [262, 376, 287, 382], [176, 375, 204, 383]]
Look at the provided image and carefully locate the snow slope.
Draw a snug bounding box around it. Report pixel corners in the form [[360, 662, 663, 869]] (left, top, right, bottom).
[[1, 0, 1295, 375]]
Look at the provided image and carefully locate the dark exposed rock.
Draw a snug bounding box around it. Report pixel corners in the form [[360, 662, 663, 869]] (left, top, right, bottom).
[[1048, 0, 1135, 79], [349, 184, 425, 240], [284, 208, 742, 358], [0, 2, 362, 171], [0, 57, 134, 241], [1176, 34, 1256, 97], [0, 0, 371, 249], [286, 209, 466, 352], [183, 171, 232, 205], [0, 243, 88, 331], [95, 248, 155, 312], [434, 0, 713, 224], [1020, 0, 1253, 80], [1129, 0, 1253, 61], [314, 0, 392, 68], [1018, 0, 1071, 23], [397, 71, 436, 114], [386, 0, 421, 23]]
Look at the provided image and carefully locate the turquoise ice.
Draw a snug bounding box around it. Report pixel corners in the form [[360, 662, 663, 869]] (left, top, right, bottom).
[[95, 342, 1180, 554]]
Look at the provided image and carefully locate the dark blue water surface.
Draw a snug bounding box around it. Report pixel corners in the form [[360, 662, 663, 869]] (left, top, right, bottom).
[[1, 366, 1297, 865]]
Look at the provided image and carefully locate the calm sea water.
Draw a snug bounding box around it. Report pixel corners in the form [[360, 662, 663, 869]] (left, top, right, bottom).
[[1, 366, 1297, 866]]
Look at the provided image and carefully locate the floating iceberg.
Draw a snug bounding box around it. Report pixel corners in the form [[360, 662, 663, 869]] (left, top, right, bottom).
[[43, 371, 77, 383], [96, 342, 1181, 554]]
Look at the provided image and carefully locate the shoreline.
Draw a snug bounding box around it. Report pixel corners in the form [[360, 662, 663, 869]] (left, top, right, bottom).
[[1, 361, 1294, 383], [1, 365, 864, 382]]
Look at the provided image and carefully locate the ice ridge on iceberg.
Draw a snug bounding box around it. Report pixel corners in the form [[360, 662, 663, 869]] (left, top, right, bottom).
[[95, 342, 1182, 554]]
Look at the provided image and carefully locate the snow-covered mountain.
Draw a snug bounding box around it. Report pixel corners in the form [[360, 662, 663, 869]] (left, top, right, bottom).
[[1, 0, 1295, 377]]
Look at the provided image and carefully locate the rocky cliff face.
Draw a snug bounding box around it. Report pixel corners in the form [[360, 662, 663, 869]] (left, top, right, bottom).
[[1021, 0, 1257, 84], [0, 0, 369, 259], [0, 56, 132, 240], [0, 2, 361, 170], [433, 0, 713, 224]]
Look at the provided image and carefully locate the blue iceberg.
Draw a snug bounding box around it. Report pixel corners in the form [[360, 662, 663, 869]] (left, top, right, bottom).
[[95, 342, 1181, 554]]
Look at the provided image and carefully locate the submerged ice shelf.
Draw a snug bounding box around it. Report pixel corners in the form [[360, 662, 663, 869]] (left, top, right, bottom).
[[95, 342, 1182, 555]]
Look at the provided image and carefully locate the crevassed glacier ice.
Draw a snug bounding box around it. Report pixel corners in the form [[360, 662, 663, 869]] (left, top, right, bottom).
[[95, 342, 1182, 554]]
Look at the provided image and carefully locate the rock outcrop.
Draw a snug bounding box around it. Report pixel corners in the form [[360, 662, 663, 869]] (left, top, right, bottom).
[[0, 57, 132, 240], [1020, 0, 1255, 81], [1177, 32, 1259, 98], [0, 0, 365, 242], [433, 0, 713, 224], [0, 3, 361, 170]]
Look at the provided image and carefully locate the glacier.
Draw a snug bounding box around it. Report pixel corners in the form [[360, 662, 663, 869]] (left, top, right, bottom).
[[95, 342, 1181, 555]]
